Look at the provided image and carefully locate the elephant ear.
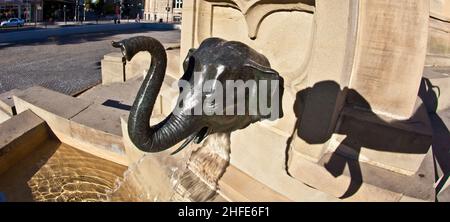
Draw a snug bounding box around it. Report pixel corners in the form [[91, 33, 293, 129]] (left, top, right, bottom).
[[181, 48, 197, 82], [244, 60, 284, 120], [243, 60, 280, 81]]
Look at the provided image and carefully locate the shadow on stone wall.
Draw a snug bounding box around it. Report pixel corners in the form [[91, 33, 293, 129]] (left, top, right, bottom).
[[287, 78, 449, 199], [421, 78, 450, 199]]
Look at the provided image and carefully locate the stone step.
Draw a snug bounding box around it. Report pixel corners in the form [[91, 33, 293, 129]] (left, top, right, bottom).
[[0, 109, 10, 125], [0, 110, 49, 176], [426, 16, 450, 67], [217, 164, 290, 202], [430, 107, 450, 200], [13, 86, 129, 166], [331, 102, 433, 175], [288, 97, 436, 201], [288, 147, 435, 201]]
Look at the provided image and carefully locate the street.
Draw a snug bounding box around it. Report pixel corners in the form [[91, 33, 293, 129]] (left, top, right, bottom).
[[0, 29, 180, 95]]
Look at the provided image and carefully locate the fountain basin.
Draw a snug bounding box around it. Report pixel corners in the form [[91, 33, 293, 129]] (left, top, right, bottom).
[[0, 110, 126, 202], [0, 82, 294, 202]]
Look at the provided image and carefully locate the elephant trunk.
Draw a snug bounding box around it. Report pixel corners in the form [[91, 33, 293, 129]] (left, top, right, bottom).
[[113, 36, 198, 152]]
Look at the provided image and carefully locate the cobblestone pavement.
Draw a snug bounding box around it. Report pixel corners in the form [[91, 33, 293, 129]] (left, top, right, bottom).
[[0, 29, 180, 95]]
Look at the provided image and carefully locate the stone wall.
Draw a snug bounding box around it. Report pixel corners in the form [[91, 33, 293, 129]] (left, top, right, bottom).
[[431, 0, 450, 21], [180, 0, 438, 201], [427, 0, 450, 66]]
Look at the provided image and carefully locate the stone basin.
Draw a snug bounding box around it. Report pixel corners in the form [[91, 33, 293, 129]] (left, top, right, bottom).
[[0, 83, 296, 202], [0, 110, 126, 202]]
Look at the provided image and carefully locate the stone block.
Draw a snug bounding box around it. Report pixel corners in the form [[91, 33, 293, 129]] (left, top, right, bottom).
[[0, 89, 20, 115], [0, 109, 10, 124], [258, 88, 297, 138], [430, 0, 450, 22], [119, 116, 315, 202], [69, 104, 129, 165], [287, 92, 435, 201], [349, 0, 429, 119], [230, 123, 338, 202], [330, 103, 432, 175], [13, 86, 92, 139], [102, 51, 152, 83], [181, 0, 315, 84], [101, 52, 125, 85], [125, 51, 151, 80], [0, 110, 49, 175], [13, 86, 128, 165], [288, 146, 436, 201], [217, 165, 290, 202], [166, 49, 181, 79], [426, 17, 450, 67]]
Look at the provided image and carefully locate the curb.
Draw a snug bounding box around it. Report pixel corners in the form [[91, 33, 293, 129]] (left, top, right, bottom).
[[0, 23, 181, 43]]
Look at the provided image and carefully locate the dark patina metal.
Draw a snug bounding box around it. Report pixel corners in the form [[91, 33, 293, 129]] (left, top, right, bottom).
[[112, 36, 284, 153]]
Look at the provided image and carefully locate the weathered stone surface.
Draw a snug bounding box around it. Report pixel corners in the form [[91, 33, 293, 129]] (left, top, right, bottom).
[[68, 104, 128, 165], [0, 109, 10, 124], [101, 52, 126, 85], [126, 52, 151, 80], [0, 89, 20, 116], [181, 0, 315, 84], [349, 0, 429, 119], [78, 76, 142, 109], [14, 86, 92, 119], [288, 151, 404, 201], [218, 165, 290, 202], [13, 86, 129, 165], [288, 146, 436, 201], [101, 51, 151, 85], [181, 0, 435, 201], [333, 100, 432, 175], [230, 123, 339, 201], [14, 86, 92, 139], [0, 110, 49, 176], [427, 18, 450, 67], [431, 0, 450, 22], [429, 0, 450, 68], [119, 116, 318, 201], [71, 104, 127, 137]]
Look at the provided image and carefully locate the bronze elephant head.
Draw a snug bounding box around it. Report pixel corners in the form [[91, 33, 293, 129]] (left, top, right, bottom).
[[112, 36, 284, 153]]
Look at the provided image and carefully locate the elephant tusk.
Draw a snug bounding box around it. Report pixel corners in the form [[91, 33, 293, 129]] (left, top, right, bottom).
[[194, 127, 210, 144], [170, 133, 197, 155]]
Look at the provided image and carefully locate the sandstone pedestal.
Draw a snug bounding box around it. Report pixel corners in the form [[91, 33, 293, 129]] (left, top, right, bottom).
[[101, 52, 151, 85], [180, 0, 440, 201]]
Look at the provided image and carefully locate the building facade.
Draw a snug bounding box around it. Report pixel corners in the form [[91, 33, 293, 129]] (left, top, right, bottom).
[[0, 0, 81, 23], [143, 0, 182, 22], [0, 0, 43, 22]]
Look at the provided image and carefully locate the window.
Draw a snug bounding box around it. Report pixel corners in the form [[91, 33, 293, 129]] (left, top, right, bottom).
[[174, 0, 182, 9]]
